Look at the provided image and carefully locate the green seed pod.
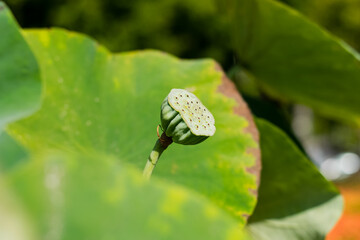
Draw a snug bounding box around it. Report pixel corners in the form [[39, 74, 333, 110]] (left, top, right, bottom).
[[143, 89, 216, 180], [160, 89, 216, 145]]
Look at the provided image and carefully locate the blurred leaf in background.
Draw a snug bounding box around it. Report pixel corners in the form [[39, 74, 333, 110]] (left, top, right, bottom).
[[2, 152, 250, 240], [0, 1, 41, 172], [247, 119, 342, 240], [0, 0, 41, 129], [281, 0, 360, 51]]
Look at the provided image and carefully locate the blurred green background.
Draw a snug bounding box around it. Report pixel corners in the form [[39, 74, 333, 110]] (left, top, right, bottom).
[[6, 0, 360, 65]]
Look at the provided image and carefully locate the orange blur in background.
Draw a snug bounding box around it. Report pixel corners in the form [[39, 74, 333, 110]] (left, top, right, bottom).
[[327, 174, 360, 240]]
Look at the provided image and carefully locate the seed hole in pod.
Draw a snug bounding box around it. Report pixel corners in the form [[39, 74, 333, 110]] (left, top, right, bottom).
[[201, 114, 203, 116], [187, 102, 189, 105], [196, 125, 199, 129], [207, 116, 210, 118], [175, 97, 178, 99], [204, 126, 206, 128], [199, 107, 201, 109], [191, 101, 193, 103], [204, 109, 206, 111], [195, 108, 197, 110], [190, 119, 192, 122], [180, 95, 182, 97], [196, 101, 198, 104], [182, 109, 184, 111], [176, 102, 179, 104], [186, 94, 189, 97]]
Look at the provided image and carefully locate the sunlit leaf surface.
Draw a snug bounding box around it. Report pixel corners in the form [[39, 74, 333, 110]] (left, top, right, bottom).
[[6, 27, 259, 225]]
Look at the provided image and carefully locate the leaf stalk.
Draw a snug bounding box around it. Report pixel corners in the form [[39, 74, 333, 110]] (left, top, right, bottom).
[[143, 132, 172, 179]]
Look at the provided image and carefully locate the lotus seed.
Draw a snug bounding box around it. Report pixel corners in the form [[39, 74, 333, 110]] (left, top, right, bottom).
[[143, 89, 216, 180]]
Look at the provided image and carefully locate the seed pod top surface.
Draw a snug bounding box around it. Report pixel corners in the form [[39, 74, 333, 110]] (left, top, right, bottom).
[[167, 89, 215, 136]]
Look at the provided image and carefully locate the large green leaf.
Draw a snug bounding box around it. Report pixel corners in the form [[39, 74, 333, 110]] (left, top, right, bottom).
[[2, 152, 251, 240], [246, 119, 343, 239], [5, 27, 260, 225], [0, 1, 41, 129], [231, 0, 360, 123]]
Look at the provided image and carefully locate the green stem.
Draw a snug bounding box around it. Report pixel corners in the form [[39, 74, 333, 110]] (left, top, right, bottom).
[[143, 139, 167, 180]]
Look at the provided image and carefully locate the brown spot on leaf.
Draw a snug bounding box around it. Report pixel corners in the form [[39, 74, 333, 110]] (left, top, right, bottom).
[[215, 63, 261, 198]]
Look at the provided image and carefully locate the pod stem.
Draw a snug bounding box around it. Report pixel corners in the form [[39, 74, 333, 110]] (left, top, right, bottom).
[[143, 132, 172, 180]]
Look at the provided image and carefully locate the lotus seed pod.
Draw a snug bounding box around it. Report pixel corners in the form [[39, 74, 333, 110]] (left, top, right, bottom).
[[160, 89, 216, 145]]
